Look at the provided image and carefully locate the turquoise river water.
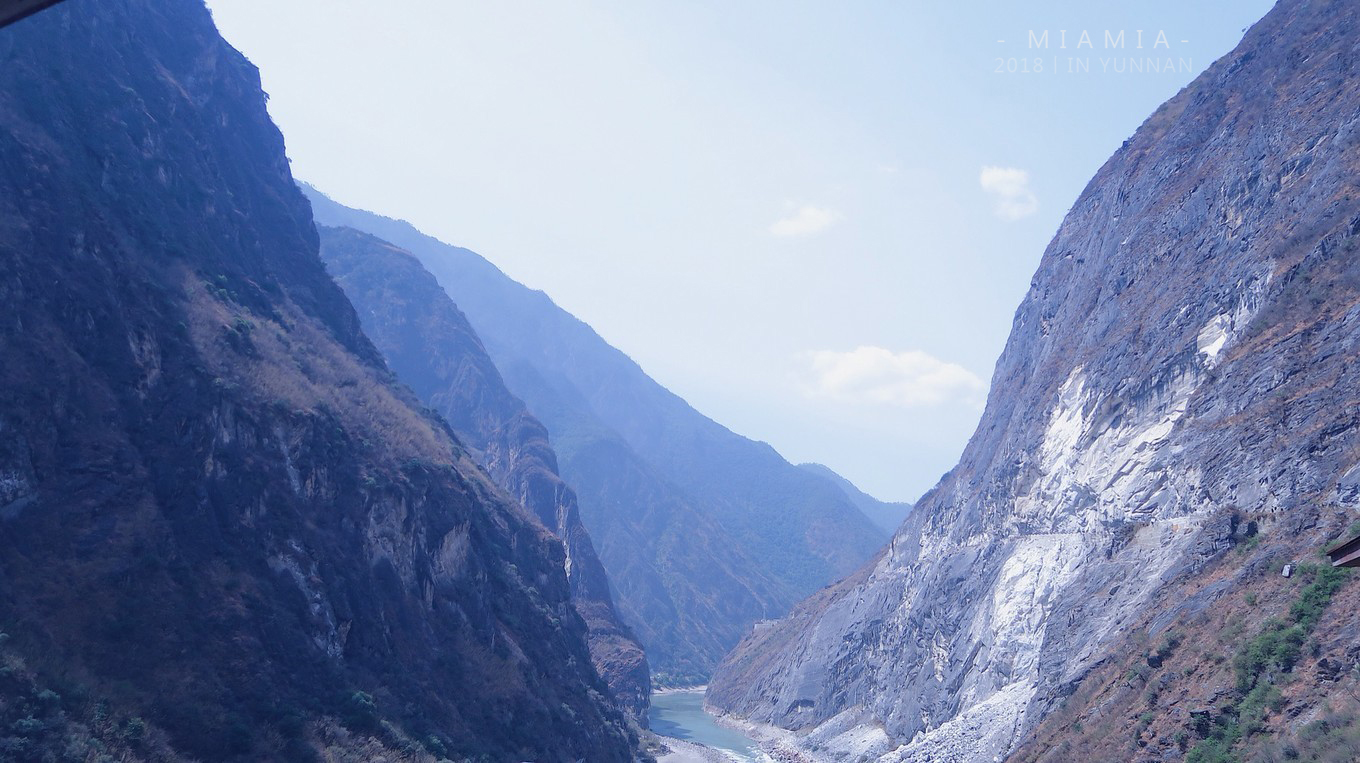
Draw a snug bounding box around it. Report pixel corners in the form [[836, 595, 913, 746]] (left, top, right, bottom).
[[649, 689, 761, 761]]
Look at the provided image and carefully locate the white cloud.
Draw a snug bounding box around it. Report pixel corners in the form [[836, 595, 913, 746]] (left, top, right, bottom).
[[802, 346, 986, 408], [769, 205, 842, 237], [979, 166, 1039, 221]]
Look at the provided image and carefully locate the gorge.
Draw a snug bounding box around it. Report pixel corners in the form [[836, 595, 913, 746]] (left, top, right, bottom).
[[2, 0, 1359, 762]]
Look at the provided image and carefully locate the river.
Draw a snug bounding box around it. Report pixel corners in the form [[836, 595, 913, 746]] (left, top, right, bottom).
[[649, 689, 762, 762]]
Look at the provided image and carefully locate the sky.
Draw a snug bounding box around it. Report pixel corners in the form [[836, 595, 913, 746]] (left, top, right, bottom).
[[205, 0, 1276, 503]]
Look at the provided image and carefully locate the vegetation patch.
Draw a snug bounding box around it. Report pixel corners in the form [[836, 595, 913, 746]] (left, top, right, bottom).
[[1186, 564, 1350, 763]]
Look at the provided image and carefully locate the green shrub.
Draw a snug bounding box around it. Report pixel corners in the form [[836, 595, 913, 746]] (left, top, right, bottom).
[[1233, 618, 1305, 692], [1161, 629, 1184, 652], [10, 716, 44, 737], [340, 691, 379, 733], [1186, 565, 1351, 762], [423, 735, 449, 757], [1288, 564, 1346, 630], [34, 689, 60, 710], [119, 717, 145, 745], [1186, 737, 1236, 763]]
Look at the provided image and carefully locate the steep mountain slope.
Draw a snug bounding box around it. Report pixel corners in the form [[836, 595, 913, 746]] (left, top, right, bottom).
[[0, 1, 634, 760], [798, 462, 912, 533], [303, 187, 885, 681], [496, 358, 793, 684], [709, 1, 1360, 760], [1007, 515, 1358, 763], [316, 225, 652, 720]]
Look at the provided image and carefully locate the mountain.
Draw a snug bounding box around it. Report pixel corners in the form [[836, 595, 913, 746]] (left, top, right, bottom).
[[0, 1, 636, 760], [709, 1, 1360, 761], [798, 462, 912, 533], [315, 224, 652, 721], [492, 357, 794, 685], [303, 186, 888, 682]]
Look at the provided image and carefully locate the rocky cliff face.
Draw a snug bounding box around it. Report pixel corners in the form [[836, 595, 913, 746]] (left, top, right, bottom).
[[316, 224, 652, 721], [709, 1, 1360, 760], [303, 187, 885, 683], [0, 1, 634, 760]]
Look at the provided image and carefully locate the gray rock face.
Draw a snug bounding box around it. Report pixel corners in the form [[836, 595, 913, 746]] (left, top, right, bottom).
[[708, 2, 1360, 760]]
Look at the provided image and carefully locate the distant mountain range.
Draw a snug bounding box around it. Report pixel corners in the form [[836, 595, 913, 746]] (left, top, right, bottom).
[[304, 187, 888, 683], [797, 462, 912, 533]]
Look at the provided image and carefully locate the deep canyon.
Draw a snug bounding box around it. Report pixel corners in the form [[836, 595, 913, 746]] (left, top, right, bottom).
[[1, 0, 1359, 762]]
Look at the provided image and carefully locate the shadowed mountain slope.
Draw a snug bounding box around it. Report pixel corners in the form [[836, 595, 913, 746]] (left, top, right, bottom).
[[316, 224, 652, 720], [0, 1, 634, 760]]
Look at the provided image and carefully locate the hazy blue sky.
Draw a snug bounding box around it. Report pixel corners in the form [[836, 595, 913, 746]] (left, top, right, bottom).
[[206, 0, 1274, 502]]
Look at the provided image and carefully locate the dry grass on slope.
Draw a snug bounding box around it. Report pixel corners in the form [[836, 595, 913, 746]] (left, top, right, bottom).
[[1011, 508, 1360, 763], [180, 268, 455, 466]]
